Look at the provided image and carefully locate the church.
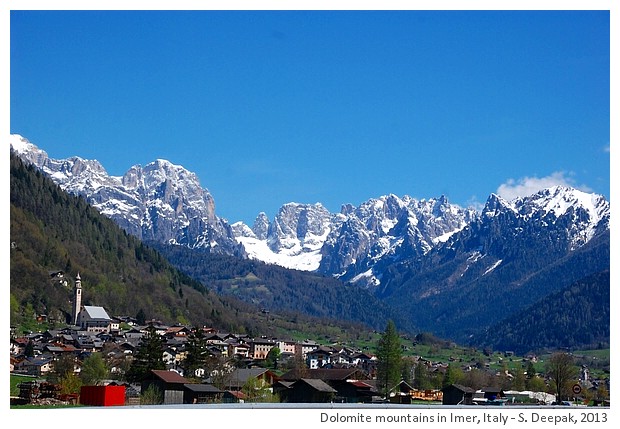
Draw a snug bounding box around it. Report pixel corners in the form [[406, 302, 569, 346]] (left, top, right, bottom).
[[72, 273, 118, 333]]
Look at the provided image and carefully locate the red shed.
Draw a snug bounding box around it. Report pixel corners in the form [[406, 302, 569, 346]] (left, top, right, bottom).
[[80, 385, 126, 406]]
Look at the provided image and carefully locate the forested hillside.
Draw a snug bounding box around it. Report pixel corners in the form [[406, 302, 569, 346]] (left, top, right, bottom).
[[379, 225, 610, 345], [473, 270, 610, 355], [10, 152, 234, 329], [148, 242, 414, 332]]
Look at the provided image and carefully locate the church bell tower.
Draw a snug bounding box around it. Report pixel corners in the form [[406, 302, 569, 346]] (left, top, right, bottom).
[[72, 273, 82, 325]]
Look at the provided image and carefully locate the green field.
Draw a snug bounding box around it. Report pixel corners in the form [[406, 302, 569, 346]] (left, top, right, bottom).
[[10, 374, 38, 396]]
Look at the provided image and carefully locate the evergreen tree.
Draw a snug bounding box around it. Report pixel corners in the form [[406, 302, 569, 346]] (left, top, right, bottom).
[[413, 361, 431, 390], [375, 320, 402, 399], [136, 308, 147, 325], [24, 340, 35, 358], [183, 328, 210, 379], [526, 361, 537, 379], [443, 363, 464, 388], [125, 325, 165, 383]]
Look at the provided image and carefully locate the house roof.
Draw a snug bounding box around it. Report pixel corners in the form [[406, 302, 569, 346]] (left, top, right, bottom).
[[349, 380, 374, 389], [308, 346, 334, 356], [21, 356, 53, 366], [45, 346, 65, 353], [164, 327, 190, 337], [443, 383, 476, 393], [150, 369, 189, 384], [389, 380, 415, 393], [295, 378, 338, 393], [184, 384, 223, 393], [229, 368, 273, 385], [251, 337, 277, 345], [225, 390, 247, 399], [280, 368, 363, 381]]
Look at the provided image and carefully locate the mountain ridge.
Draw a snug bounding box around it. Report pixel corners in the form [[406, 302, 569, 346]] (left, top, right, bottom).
[[10, 134, 610, 350], [11, 133, 609, 288]]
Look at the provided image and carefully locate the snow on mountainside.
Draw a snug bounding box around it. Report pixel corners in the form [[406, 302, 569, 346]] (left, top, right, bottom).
[[483, 186, 610, 251], [511, 186, 609, 249], [232, 203, 336, 271], [233, 193, 479, 286], [229, 186, 609, 288], [10, 134, 610, 290], [317, 194, 479, 286]]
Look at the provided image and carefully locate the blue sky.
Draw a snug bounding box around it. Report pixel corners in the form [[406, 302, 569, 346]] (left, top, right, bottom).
[[9, 8, 611, 225]]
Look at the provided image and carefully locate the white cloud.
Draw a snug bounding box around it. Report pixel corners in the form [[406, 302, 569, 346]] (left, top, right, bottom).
[[496, 172, 592, 201], [465, 195, 485, 212]]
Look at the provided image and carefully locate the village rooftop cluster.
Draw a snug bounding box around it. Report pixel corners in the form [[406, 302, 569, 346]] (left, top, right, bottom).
[[10, 274, 607, 406]]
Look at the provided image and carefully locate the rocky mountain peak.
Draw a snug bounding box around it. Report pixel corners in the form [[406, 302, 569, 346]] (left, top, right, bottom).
[[252, 212, 271, 240], [10, 134, 241, 254]]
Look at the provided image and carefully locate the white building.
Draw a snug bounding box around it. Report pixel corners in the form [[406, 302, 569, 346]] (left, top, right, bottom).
[[77, 305, 113, 333]]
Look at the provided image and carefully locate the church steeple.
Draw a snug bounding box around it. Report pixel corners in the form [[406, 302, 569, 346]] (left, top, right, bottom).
[[72, 273, 82, 325]]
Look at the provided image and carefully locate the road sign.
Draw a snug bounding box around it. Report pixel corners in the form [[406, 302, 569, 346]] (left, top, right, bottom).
[[572, 384, 582, 395]]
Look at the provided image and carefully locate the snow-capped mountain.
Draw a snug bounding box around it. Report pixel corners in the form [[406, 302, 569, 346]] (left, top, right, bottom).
[[10, 134, 610, 293], [10, 134, 244, 255], [231, 194, 478, 284], [232, 203, 337, 271], [233, 184, 609, 289], [428, 186, 610, 288], [507, 186, 609, 249], [374, 184, 610, 341], [320, 194, 479, 286]]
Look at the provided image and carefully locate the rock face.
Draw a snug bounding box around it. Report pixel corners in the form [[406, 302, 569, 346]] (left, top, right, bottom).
[[318, 195, 479, 286], [10, 134, 244, 256]]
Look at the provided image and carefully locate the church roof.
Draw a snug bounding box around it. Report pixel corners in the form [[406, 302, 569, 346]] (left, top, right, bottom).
[[83, 305, 111, 320]]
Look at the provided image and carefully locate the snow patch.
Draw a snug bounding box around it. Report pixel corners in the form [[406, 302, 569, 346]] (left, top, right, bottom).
[[236, 236, 323, 271], [483, 259, 502, 276]]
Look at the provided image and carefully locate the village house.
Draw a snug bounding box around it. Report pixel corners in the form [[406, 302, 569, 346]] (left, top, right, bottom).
[[226, 367, 277, 391], [250, 337, 277, 360], [387, 380, 416, 404], [295, 339, 319, 359], [279, 367, 372, 403], [163, 346, 187, 371], [15, 355, 54, 376], [164, 325, 192, 339], [279, 378, 338, 403], [226, 340, 250, 359], [205, 337, 229, 357], [183, 383, 223, 404], [307, 345, 334, 369], [442, 383, 476, 405], [276, 339, 297, 355]]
